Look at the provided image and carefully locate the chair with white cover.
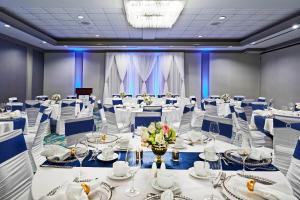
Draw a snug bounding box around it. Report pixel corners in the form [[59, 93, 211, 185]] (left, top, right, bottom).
[[0, 129, 33, 200], [67, 95, 77, 99], [241, 99, 254, 124], [97, 100, 106, 123], [65, 116, 94, 146], [143, 106, 162, 115], [295, 103, 300, 111], [204, 99, 218, 116], [273, 115, 300, 175], [8, 97, 18, 102], [201, 115, 233, 143], [233, 96, 245, 101], [26, 108, 52, 171], [210, 95, 220, 99], [251, 102, 267, 111], [6, 102, 23, 111], [35, 95, 48, 101], [158, 94, 165, 98], [257, 97, 266, 102], [166, 98, 177, 105], [173, 104, 194, 135], [112, 98, 123, 106], [103, 104, 129, 134], [287, 137, 300, 199], [135, 112, 161, 129], [189, 96, 197, 103], [56, 99, 76, 135], [25, 100, 41, 127]]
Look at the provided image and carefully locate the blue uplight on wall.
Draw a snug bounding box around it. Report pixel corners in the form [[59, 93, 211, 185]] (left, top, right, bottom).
[[201, 53, 210, 98], [75, 51, 83, 89]]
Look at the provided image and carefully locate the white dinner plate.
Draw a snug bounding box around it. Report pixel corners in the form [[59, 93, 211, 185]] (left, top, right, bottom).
[[199, 153, 219, 162], [97, 153, 118, 161], [151, 178, 179, 192], [188, 167, 211, 180], [107, 172, 132, 180]]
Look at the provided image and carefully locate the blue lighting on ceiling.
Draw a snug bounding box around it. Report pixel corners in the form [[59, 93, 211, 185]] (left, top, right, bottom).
[[70, 47, 85, 51], [201, 53, 210, 98]]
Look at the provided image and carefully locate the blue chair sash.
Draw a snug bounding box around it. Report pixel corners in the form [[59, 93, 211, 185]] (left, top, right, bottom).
[[61, 102, 76, 107], [183, 106, 195, 113], [158, 95, 165, 98], [13, 118, 26, 131], [25, 103, 40, 109], [241, 102, 251, 107], [98, 102, 103, 110], [166, 99, 177, 104], [112, 94, 120, 98], [257, 98, 266, 102], [135, 116, 161, 128], [201, 101, 205, 111], [78, 102, 83, 111], [190, 97, 197, 102], [40, 113, 50, 123], [7, 104, 23, 111], [89, 97, 95, 104], [112, 100, 123, 105], [143, 108, 162, 114], [251, 104, 266, 111], [201, 119, 233, 139], [229, 105, 235, 113], [39, 105, 48, 113], [65, 119, 94, 136], [125, 94, 132, 97], [236, 112, 247, 121], [234, 97, 245, 101], [204, 101, 217, 106], [293, 139, 300, 160], [273, 118, 300, 131], [0, 133, 27, 164], [137, 99, 144, 104], [103, 106, 115, 113]]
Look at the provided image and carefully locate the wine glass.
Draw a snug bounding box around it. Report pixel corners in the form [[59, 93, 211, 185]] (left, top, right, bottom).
[[204, 157, 222, 200], [288, 102, 295, 112], [237, 135, 252, 175], [125, 150, 141, 197], [209, 122, 220, 147], [75, 138, 89, 180]]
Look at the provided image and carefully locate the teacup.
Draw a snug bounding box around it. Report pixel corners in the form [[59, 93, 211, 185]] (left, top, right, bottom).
[[113, 161, 129, 177], [118, 137, 130, 149], [102, 147, 114, 159], [157, 171, 174, 189], [204, 146, 217, 161], [174, 138, 184, 148], [194, 161, 209, 176]]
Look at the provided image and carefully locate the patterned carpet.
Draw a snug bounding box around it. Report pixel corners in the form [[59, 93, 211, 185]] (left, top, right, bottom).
[[44, 111, 103, 147]]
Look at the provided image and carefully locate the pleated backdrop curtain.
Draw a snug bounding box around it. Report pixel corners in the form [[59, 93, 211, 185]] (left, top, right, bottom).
[[103, 52, 185, 98]]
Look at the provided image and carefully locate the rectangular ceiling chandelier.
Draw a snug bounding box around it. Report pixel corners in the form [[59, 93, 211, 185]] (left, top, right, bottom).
[[124, 0, 185, 28]]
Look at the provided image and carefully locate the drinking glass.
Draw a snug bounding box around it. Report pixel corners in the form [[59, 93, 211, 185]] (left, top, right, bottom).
[[237, 135, 252, 175], [75, 138, 89, 180], [203, 157, 222, 200], [209, 122, 220, 146], [125, 150, 141, 197], [288, 102, 295, 111]]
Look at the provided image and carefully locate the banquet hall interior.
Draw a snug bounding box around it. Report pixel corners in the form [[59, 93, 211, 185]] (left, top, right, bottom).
[[1, 0, 300, 199]]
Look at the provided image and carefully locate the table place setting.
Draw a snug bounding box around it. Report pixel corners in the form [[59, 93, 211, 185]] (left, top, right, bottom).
[[0, 110, 22, 120]]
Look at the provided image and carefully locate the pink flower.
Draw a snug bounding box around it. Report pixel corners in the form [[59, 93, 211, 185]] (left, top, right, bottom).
[[162, 124, 170, 135]]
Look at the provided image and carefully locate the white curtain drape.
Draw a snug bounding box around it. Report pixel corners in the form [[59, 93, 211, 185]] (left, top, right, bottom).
[[157, 54, 173, 94], [115, 54, 130, 93], [132, 54, 157, 94], [103, 52, 185, 98]]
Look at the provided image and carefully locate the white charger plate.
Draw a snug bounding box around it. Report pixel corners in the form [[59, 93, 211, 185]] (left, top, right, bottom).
[[97, 153, 118, 161], [199, 153, 219, 162], [188, 167, 211, 180], [151, 178, 179, 192]]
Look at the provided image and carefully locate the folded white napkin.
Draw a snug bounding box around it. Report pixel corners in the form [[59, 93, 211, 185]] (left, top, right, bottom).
[[187, 130, 203, 143], [40, 181, 110, 200], [228, 176, 297, 200], [249, 147, 273, 161], [41, 145, 70, 161], [296, 103, 300, 109], [161, 189, 173, 200]]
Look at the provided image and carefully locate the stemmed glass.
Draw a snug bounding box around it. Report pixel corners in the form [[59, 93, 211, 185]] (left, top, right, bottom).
[[288, 102, 295, 112], [209, 122, 220, 146], [237, 135, 252, 175], [125, 150, 141, 197], [75, 138, 89, 180], [204, 157, 222, 200]]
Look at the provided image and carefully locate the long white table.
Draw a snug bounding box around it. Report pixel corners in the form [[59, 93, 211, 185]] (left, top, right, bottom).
[[31, 134, 294, 200]]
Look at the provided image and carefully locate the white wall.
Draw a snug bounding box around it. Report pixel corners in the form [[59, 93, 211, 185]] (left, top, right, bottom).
[[44, 52, 75, 98], [261, 44, 300, 108], [83, 52, 105, 101], [210, 53, 261, 99]]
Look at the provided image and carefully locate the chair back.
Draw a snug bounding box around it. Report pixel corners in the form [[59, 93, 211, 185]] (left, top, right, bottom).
[[6, 102, 23, 111], [210, 95, 220, 99], [287, 137, 300, 199], [189, 96, 197, 102], [295, 103, 300, 111], [35, 95, 48, 101], [97, 100, 106, 122], [135, 112, 161, 128], [143, 106, 162, 115], [8, 97, 18, 102], [158, 94, 165, 98], [0, 129, 33, 200], [233, 96, 245, 101], [112, 99, 123, 106], [202, 115, 233, 143], [103, 104, 119, 134], [60, 99, 76, 119], [65, 116, 94, 146], [177, 105, 194, 135], [241, 99, 254, 123], [67, 95, 77, 99], [257, 97, 266, 102], [25, 100, 41, 127], [204, 99, 218, 116], [137, 99, 144, 104], [273, 114, 300, 174], [233, 106, 252, 146], [166, 98, 177, 105], [251, 102, 267, 111]]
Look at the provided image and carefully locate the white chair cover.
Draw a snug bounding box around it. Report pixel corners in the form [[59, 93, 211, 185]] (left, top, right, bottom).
[[204, 99, 218, 116], [135, 112, 161, 128], [103, 104, 129, 134], [175, 104, 194, 135], [65, 116, 94, 146], [0, 129, 33, 200], [25, 100, 40, 127], [273, 114, 300, 175], [286, 137, 300, 199], [56, 99, 76, 135], [97, 100, 106, 123]]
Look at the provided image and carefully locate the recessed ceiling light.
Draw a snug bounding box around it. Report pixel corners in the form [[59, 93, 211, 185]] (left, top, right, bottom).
[[292, 24, 299, 29], [4, 24, 10, 28], [95, 34, 100, 37], [77, 15, 84, 19], [251, 42, 256, 45], [228, 46, 233, 48], [64, 45, 68, 48], [219, 16, 227, 20], [197, 35, 203, 38], [42, 41, 47, 44], [122, 46, 127, 47]]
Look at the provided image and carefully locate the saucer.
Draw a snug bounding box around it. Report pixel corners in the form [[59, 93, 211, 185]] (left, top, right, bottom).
[[97, 153, 118, 161], [108, 172, 132, 180], [188, 167, 210, 180], [199, 153, 219, 162], [171, 144, 186, 149], [114, 145, 132, 151], [151, 178, 179, 192]]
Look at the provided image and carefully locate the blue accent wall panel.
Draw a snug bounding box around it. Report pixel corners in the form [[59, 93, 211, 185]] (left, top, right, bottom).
[[201, 53, 210, 98], [75, 51, 83, 89]]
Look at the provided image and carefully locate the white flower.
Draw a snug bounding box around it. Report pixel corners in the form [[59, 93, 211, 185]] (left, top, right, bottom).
[[141, 128, 149, 142], [148, 123, 156, 133], [155, 133, 165, 144]]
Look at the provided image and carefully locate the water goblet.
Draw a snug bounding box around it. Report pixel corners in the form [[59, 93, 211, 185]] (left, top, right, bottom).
[[124, 150, 141, 197]]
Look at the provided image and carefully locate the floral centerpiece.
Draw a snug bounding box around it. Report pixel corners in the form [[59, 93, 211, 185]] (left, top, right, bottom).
[[144, 96, 152, 105], [51, 94, 61, 104], [141, 122, 176, 163], [221, 93, 231, 103], [142, 93, 147, 97], [119, 92, 126, 99], [166, 92, 172, 98]]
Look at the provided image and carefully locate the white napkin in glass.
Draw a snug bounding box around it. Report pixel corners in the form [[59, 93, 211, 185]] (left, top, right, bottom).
[[41, 145, 70, 161], [228, 176, 297, 200], [249, 147, 273, 161], [161, 189, 173, 200]]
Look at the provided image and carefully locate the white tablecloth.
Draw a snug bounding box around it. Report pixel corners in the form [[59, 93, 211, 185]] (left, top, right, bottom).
[[31, 133, 294, 200]]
